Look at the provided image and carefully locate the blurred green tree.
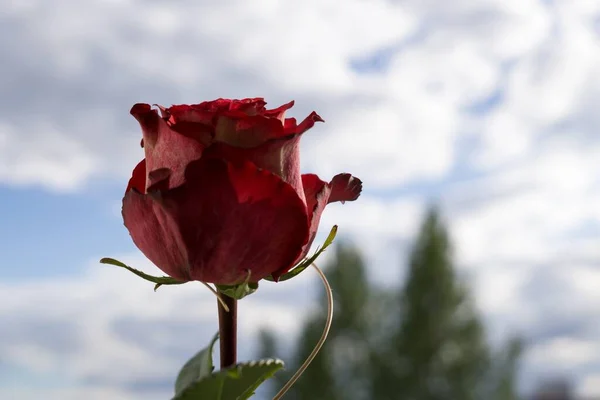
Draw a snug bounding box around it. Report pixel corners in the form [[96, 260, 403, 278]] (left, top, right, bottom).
[[258, 243, 375, 400], [371, 207, 522, 400], [258, 206, 523, 400], [490, 336, 524, 400]]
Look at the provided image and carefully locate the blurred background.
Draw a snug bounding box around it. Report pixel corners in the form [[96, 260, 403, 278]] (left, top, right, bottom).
[[0, 0, 599, 399]]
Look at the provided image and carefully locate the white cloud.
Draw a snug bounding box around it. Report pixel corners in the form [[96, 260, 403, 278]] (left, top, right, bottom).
[[2, 0, 598, 194], [321, 195, 423, 239], [527, 337, 600, 371], [0, 254, 318, 400], [3, 0, 600, 396], [0, 123, 98, 192], [3, 0, 596, 194], [578, 373, 600, 399], [449, 134, 600, 267], [444, 131, 600, 364], [472, 1, 600, 170]]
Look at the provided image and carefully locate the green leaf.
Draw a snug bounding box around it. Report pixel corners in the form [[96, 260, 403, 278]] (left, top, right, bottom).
[[220, 359, 284, 400], [265, 225, 338, 282], [99, 257, 186, 291], [173, 359, 284, 400], [175, 333, 219, 398], [174, 372, 225, 400]]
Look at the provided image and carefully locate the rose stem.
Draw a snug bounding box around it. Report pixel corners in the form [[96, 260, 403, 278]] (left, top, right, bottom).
[[218, 295, 237, 369]]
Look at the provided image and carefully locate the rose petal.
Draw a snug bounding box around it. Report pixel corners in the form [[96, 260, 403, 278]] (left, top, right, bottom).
[[131, 103, 208, 190], [263, 100, 295, 121], [184, 98, 266, 114], [329, 173, 363, 204], [162, 105, 215, 143], [229, 98, 267, 114], [214, 115, 286, 148], [296, 111, 324, 135], [280, 173, 331, 275], [147, 167, 172, 192], [126, 159, 147, 193], [122, 187, 190, 282], [289, 173, 363, 266], [205, 110, 324, 202], [194, 98, 235, 112], [146, 157, 310, 284], [212, 101, 316, 148], [204, 134, 305, 202]]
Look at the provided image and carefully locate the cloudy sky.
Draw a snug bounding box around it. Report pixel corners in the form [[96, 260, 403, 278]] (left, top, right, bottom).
[[1, 0, 599, 398]]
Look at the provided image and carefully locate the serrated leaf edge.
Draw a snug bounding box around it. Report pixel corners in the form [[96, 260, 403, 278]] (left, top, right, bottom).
[[172, 358, 284, 400]]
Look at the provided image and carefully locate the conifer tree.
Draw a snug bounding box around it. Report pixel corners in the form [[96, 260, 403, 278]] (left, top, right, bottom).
[[259, 244, 373, 400], [260, 207, 523, 399], [372, 207, 491, 400]]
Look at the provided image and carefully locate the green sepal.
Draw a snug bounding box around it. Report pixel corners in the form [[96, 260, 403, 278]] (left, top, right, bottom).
[[216, 270, 259, 300], [174, 333, 219, 398], [99, 257, 186, 291], [216, 282, 259, 300], [173, 359, 284, 400], [265, 225, 338, 282]]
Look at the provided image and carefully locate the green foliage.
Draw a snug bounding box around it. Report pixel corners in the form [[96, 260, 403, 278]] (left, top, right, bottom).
[[101, 224, 338, 296], [264, 225, 338, 283], [379, 208, 492, 399], [174, 332, 283, 400], [260, 244, 374, 400], [99, 257, 185, 291], [491, 337, 524, 400], [258, 206, 524, 400], [174, 360, 284, 400], [216, 282, 259, 300], [219, 360, 284, 399], [175, 333, 219, 397], [217, 271, 259, 300]]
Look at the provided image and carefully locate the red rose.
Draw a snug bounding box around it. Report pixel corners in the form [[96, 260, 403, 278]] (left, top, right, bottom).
[[122, 98, 362, 285]]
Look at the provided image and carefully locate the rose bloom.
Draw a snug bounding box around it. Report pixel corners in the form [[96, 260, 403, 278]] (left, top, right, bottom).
[[123, 98, 361, 285]]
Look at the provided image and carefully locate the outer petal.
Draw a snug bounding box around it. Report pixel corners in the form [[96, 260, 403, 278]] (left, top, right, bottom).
[[160, 105, 216, 143], [149, 157, 311, 285], [122, 182, 190, 282], [328, 173, 363, 204], [294, 111, 325, 135], [289, 174, 331, 271], [286, 173, 363, 267], [130, 103, 209, 190], [263, 100, 295, 121]]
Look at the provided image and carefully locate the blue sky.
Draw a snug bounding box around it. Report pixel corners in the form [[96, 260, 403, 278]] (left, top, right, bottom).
[[0, 185, 126, 279], [1, 0, 600, 399]]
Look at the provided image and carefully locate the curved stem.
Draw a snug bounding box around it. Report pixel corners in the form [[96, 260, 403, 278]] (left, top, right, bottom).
[[218, 295, 237, 369], [272, 263, 333, 400]]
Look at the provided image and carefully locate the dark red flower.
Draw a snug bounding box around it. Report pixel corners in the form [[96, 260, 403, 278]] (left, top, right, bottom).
[[123, 98, 362, 285]]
